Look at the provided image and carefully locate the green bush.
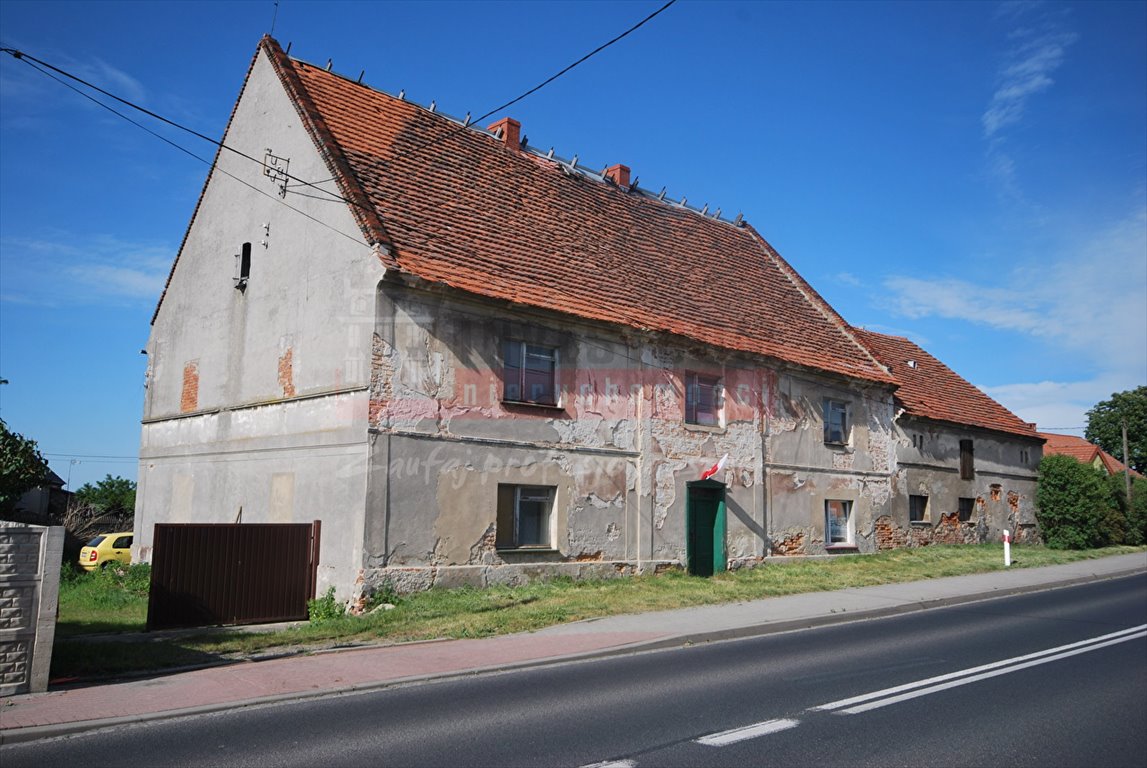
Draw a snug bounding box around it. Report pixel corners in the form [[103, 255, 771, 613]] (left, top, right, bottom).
[[1036, 454, 1109, 549], [1127, 477, 1147, 546], [307, 586, 345, 623]]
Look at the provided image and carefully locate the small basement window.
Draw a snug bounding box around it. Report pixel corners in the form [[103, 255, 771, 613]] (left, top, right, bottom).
[[958, 497, 976, 522], [825, 499, 854, 546], [496, 484, 556, 549], [909, 494, 929, 523]]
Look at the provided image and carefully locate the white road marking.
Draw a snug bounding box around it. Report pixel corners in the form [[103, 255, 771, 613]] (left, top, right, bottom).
[[813, 624, 1147, 715], [586, 624, 1147, 763], [695, 718, 801, 747]]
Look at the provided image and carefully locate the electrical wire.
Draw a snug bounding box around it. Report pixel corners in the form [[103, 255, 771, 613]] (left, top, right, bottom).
[[44, 453, 138, 459], [0, 5, 705, 372], [378, 0, 678, 169], [0, 0, 678, 220], [7, 53, 372, 249]]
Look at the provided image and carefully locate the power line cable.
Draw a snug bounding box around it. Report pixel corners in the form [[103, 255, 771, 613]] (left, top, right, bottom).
[[1, 0, 677, 201], [44, 453, 138, 460], [376, 0, 678, 170], [8, 53, 372, 249], [0, 45, 354, 209]]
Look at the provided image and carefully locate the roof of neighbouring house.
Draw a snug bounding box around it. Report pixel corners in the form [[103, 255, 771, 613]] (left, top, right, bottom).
[[1039, 432, 1142, 477], [202, 36, 894, 385], [852, 329, 1040, 439]]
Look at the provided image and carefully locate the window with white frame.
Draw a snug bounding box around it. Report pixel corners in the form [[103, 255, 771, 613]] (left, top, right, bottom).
[[825, 499, 853, 545], [823, 399, 849, 445], [503, 341, 558, 406], [909, 494, 929, 523], [496, 485, 556, 549], [685, 372, 722, 427]]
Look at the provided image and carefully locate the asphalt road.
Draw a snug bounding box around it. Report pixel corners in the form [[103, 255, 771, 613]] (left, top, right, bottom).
[[4, 574, 1145, 767]]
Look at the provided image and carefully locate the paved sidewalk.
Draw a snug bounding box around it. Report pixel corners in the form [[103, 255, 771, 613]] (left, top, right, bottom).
[[2, 552, 1144, 745]]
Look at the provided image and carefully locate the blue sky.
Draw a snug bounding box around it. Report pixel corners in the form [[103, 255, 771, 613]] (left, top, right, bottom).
[[1, 0, 1144, 491]]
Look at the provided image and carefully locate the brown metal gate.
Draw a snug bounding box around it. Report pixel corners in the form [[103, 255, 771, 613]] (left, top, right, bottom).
[[147, 521, 321, 630]]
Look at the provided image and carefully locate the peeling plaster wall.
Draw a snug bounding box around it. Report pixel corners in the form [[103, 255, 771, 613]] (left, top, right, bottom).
[[883, 417, 1043, 549], [357, 282, 899, 596], [764, 373, 895, 556]]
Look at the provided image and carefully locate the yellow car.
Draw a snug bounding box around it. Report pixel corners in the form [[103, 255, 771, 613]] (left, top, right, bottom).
[[79, 532, 133, 571]]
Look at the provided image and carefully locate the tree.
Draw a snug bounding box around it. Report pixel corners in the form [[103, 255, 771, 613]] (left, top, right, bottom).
[[1127, 477, 1147, 547], [1035, 454, 1109, 549], [73, 474, 136, 515], [1085, 386, 1147, 474], [0, 419, 48, 513]]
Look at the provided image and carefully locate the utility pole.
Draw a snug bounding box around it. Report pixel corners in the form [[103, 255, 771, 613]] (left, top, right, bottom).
[[1122, 417, 1132, 507]]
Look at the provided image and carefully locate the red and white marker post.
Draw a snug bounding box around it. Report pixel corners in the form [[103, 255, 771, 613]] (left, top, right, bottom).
[[1003, 529, 1011, 567]]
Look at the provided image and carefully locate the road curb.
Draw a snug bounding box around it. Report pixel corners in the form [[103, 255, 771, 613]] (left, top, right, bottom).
[[2, 564, 1144, 746]]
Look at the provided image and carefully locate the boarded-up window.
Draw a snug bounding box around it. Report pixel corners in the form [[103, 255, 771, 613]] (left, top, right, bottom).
[[960, 439, 974, 480]]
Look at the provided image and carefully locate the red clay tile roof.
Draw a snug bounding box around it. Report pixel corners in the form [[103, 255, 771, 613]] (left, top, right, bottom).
[[1039, 432, 1142, 477], [853, 329, 1040, 439], [256, 38, 893, 385]]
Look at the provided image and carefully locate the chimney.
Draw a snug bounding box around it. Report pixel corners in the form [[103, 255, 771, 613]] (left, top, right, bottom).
[[604, 163, 631, 188], [487, 117, 521, 150]]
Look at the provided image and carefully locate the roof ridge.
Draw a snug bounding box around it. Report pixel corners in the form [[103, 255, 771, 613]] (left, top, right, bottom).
[[744, 225, 895, 385], [190, 37, 900, 385], [286, 49, 750, 231], [856, 327, 1039, 439], [263, 37, 397, 264]]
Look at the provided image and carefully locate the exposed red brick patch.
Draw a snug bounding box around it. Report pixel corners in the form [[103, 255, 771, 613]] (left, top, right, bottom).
[[771, 531, 806, 556], [368, 331, 392, 428], [572, 551, 603, 562], [933, 512, 966, 544], [278, 347, 296, 397], [180, 360, 199, 413]]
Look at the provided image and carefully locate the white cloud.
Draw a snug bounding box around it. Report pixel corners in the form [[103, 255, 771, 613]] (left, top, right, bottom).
[[982, 15, 1076, 139], [83, 59, 147, 106], [882, 207, 1147, 430], [979, 375, 1129, 434], [980, 5, 1076, 203], [885, 208, 1146, 373], [0, 233, 171, 306], [0, 46, 147, 124]]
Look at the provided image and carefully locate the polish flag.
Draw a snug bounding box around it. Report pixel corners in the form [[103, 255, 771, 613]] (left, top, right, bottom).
[[701, 453, 729, 481]]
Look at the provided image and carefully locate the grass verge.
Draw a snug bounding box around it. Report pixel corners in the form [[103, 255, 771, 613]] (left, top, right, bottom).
[[52, 543, 1144, 682]]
